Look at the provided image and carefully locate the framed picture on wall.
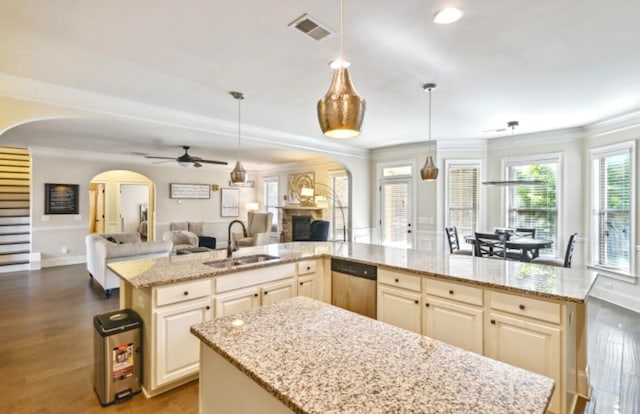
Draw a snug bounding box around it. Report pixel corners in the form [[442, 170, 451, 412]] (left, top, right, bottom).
[[45, 183, 79, 214], [220, 188, 239, 217]]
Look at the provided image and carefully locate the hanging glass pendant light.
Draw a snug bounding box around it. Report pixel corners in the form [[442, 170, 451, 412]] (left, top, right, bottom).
[[420, 83, 439, 181], [317, 0, 365, 138], [229, 91, 248, 184]]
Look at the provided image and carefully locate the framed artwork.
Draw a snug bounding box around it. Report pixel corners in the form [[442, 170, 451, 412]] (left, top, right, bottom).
[[45, 183, 79, 214], [220, 188, 239, 217], [170, 183, 211, 199], [287, 172, 315, 205]]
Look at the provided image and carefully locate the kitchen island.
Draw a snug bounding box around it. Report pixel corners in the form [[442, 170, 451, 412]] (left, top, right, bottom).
[[191, 296, 554, 414], [109, 241, 598, 413]]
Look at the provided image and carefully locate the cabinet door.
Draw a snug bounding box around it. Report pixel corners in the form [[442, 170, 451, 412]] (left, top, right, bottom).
[[377, 285, 421, 333], [486, 311, 561, 413], [154, 297, 212, 387], [423, 296, 483, 354], [297, 275, 317, 299], [262, 279, 296, 307], [215, 286, 261, 318]]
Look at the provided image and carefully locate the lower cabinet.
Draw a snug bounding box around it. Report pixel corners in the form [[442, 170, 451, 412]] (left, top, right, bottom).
[[377, 285, 421, 334], [215, 286, 261, 317], [154, 297, 212, 387], [262, 279, 296, 307], [297, 275, 317, 299], [422, 296, 483, 354]]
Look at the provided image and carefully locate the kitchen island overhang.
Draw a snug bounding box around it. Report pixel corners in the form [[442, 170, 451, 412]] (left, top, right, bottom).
[[191, 296, 555, 414]]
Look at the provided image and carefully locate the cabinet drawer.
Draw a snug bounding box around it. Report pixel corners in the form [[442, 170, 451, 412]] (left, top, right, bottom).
[[297, 260, 316, 275], [155, 279, 211, 307], [424, 278, 483, 306], [378, 269, 421, 292], [487, 290, 560, 324]]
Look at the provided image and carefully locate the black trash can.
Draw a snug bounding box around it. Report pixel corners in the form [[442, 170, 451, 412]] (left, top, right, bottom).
[[93, 309, 142, 406]]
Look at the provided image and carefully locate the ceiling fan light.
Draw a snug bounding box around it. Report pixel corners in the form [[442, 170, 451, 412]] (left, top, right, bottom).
[[317, 67, 365, 138], [230, 160, 248, 184], [420, 155, 439, 180], [177, 161, 192, 168]]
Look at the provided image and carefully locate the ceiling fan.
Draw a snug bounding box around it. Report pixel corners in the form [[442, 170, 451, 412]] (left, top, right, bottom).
[[143, 146, 228, 168]]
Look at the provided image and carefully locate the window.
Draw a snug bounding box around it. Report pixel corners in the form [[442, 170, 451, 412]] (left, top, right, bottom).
[[445, 161, 480, 238], [263, 177, 279, 232], [590, 143, 634, 274], [328, 171, 349, 241], [506, 157, 559, 255]]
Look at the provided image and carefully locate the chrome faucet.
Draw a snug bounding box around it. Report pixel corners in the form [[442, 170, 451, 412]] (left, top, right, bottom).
[[227, 220, 248, 258]]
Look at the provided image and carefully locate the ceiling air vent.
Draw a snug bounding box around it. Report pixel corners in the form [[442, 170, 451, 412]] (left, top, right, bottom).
[[289, 14, 334, 41]]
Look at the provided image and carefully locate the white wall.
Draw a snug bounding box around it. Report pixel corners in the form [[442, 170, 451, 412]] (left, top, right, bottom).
[[30, 150, 259, 266], [120, 184, 149, 233]]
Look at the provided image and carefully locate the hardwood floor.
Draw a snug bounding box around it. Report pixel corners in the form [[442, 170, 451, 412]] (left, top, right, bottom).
[[0, 264, 638, 413]]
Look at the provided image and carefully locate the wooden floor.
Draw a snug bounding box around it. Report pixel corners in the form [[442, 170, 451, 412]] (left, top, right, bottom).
[[0, 264, 638, 413]]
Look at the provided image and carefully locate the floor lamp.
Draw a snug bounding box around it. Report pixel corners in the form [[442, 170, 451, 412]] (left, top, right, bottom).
[[311, 182, 347, 242]]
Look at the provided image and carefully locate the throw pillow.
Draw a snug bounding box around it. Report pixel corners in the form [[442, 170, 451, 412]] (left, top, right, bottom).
[[105, 236, 117, 244], [170, 222, 188, 231]]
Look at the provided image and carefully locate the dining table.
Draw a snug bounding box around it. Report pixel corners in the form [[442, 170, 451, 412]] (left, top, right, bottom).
[[464, 234, 553, 262]]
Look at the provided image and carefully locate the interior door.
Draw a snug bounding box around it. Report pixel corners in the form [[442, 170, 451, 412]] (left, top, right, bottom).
[[380, 178, 413, 248]]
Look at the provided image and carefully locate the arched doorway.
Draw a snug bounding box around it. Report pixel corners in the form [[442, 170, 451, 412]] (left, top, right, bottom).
[[89, 170, 156, 240]]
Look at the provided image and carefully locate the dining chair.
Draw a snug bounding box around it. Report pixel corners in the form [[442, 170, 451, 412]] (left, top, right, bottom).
[[515, 228, 536, 238], [532, 233, 578, 268], [474, 232, 507, 259], [445, 226, 472, 256]]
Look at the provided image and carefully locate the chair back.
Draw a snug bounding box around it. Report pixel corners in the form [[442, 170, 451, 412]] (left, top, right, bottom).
[[309, 220, 330, 241], [515, 227, 536, 238], [445, 226, 460, 254], [563, 233, 578, 268], [474, 232, 507, 258], [247, 212, 273, 236]]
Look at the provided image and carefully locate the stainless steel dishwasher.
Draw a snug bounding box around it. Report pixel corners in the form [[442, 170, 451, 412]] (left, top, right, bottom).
[[331, 258, 377, 319]]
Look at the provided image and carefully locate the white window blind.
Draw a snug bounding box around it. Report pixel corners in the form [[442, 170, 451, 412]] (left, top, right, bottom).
[[591, 147, 632, 273], [506, 160, 558, 255], [329, 172, 349, 241], [264, 177, 279, 232], [446, 164, 479, 238]]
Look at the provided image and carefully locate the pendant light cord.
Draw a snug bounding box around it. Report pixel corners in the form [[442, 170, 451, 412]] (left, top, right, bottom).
[[428, 87, 432, 154], [237, 96, 242, 161], [340, 0, 344, 63]]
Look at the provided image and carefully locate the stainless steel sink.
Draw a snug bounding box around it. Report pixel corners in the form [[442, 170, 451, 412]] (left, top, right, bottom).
[[205, 254, 280, 269]]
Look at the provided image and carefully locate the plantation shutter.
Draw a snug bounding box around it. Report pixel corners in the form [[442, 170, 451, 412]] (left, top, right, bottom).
[[447, 166, 479, 238]]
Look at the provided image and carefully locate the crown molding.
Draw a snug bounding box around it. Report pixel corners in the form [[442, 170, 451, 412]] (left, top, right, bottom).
[[583, 109, 640, 138], [488, 127, 584, 150]]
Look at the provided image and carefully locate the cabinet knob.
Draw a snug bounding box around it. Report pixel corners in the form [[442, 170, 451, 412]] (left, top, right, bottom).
[[306, 266, 311, 271], [414, 300, 419, 305], [425, 303, 430, 307], [254, 293, 259, 297], [300, 282, 304, 286], [490, 319, 496, 325], [449, 290, 454, 295], [183, 291, 189, 296], [264, 291, 269, 295], [394, 278, 399, 283], [519, 304, 525, 310], [206, 305, 210, 310]]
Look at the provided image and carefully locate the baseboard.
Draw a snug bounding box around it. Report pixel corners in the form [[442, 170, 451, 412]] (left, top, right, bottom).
[[42, 255, 86, 268], [589, 286, 640, 313]]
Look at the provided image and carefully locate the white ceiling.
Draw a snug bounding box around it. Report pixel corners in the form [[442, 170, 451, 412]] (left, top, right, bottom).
[[1, 0, 639, 168]]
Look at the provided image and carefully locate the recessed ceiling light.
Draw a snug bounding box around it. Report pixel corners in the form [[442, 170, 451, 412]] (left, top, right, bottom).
[[433, 7, 464, 24]]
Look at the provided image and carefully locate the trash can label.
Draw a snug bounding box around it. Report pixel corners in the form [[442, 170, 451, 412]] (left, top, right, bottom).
[[112, 343, 134, 382]]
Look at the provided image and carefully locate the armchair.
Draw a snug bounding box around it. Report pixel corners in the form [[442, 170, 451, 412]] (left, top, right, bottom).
[[234, 211, 273, 247], [162, 230, 199, 253]]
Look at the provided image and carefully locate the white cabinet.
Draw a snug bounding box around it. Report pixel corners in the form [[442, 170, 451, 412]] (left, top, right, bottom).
[[422, 278, 484, 354], [485, 290, 563, 414], [296, 259, 321, 300], [377, 285, 421, 333], [297, 275, 317, 298], [132, 279, 212, 397], [423, 297, 483, 354], [155, 297, 212, 387], [215, 286, 261, 318]]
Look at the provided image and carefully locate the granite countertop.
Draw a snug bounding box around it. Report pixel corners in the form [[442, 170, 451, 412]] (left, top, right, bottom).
[[191, 296, 555, 414], [108, 241, 598, 302]]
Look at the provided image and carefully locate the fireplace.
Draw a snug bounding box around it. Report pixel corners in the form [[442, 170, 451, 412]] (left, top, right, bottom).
[[292, 216, 311, 241], [277, 206, 323, 242]]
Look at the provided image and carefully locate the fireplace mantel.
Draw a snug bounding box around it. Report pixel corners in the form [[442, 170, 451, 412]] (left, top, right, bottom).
[[277, 205, 324, 242]]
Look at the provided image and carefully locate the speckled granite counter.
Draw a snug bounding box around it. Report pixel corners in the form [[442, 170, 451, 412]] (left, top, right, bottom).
[[191, 296, 554, 414], [108, 241, 598, 302]]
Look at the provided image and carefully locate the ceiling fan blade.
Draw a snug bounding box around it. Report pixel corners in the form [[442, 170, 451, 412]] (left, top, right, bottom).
[[144, 155, 177, 160], [198, 159, 229, 166], [482, 128, 507, 133], [151, 160, 174, 164]]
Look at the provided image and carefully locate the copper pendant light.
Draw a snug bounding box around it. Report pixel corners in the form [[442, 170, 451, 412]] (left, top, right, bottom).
[[229, 91, 248, 184], [420, 83, 439, 181], [317, 0, 365, 138]]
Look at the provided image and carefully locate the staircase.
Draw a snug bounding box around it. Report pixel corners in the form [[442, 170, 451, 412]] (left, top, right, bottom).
[[0, 147, 31, 273]]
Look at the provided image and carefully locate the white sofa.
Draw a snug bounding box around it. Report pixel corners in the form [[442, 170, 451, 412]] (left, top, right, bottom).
[[86, 232, 173, 298]]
